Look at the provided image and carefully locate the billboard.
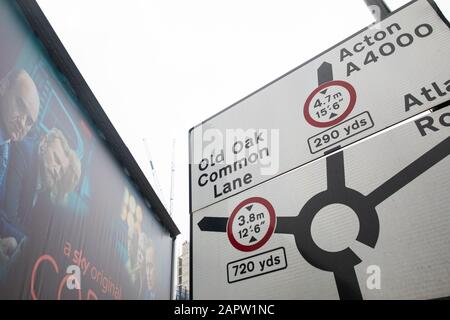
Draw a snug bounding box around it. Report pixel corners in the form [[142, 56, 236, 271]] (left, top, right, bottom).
[[189, 0, 450, 212], [193, 106, 450, 300], [0, 0, 173, 299]]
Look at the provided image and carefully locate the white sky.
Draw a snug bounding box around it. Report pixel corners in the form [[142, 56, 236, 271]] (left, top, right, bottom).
[[36, 0, 450, 254]]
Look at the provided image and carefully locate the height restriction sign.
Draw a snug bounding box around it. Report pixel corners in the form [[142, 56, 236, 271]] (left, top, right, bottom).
[[227, 197, 276, 252], [304, 80, 357, 128]]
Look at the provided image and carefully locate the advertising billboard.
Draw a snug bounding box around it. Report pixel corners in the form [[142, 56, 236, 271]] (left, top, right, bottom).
[[0, 0, 174, 299]]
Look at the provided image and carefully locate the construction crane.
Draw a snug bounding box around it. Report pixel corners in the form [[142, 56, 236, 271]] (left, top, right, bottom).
[[169, 139, 176, 216], [143, 138, 167, 208]]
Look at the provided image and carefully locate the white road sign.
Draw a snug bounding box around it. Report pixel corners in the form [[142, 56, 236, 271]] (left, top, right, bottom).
[[193, 106, 450, 299], [189, 0, 450, 212]]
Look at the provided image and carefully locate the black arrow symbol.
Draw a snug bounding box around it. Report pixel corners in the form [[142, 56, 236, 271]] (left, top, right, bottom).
[[367, 136, 450, 206], [320, 89, 328, 95], [318, 62, 333, 85], [246, 205, 253, 212], [198, 217, 227, 232], [249, 236, 257, 243], [329, 112, 338, 119]]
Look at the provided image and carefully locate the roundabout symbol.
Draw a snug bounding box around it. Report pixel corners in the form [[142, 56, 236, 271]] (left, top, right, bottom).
[[198, 139, 450, 299]]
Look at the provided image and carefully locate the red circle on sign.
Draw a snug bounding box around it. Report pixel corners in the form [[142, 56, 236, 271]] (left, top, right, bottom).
[[303, 80, 357, 128], [227, 197, 276, 252]]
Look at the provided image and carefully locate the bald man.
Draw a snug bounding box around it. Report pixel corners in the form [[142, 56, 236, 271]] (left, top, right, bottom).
[[0, 69, 40, 187], [0, 70, 39, 275]]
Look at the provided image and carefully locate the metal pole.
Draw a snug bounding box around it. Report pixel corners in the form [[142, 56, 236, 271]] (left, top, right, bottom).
[[170, 237, 177, 300], [364, 0, 391, 21]]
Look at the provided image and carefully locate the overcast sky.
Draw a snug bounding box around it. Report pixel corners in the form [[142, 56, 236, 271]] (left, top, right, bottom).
[[36, 0, 450, 253]]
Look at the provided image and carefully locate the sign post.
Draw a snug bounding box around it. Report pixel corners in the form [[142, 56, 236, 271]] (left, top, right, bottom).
[[364, 0, 392, 21]]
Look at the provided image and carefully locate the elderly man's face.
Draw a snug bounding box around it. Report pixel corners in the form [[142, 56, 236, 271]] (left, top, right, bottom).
[[0, 71, 39, 142], [41, 138, 70, 190]]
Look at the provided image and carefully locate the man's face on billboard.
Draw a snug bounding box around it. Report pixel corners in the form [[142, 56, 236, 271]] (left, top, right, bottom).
[[41, 138, 70, 190], [0, 237, 18, 259], [0, 71, 39, 142]]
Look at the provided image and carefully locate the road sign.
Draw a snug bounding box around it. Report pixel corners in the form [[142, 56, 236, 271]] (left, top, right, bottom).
[[226, 197, 276, 252], [193, 106, 450, 299], [189, 0, 450, 212], [304, 80, 357, 128]]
